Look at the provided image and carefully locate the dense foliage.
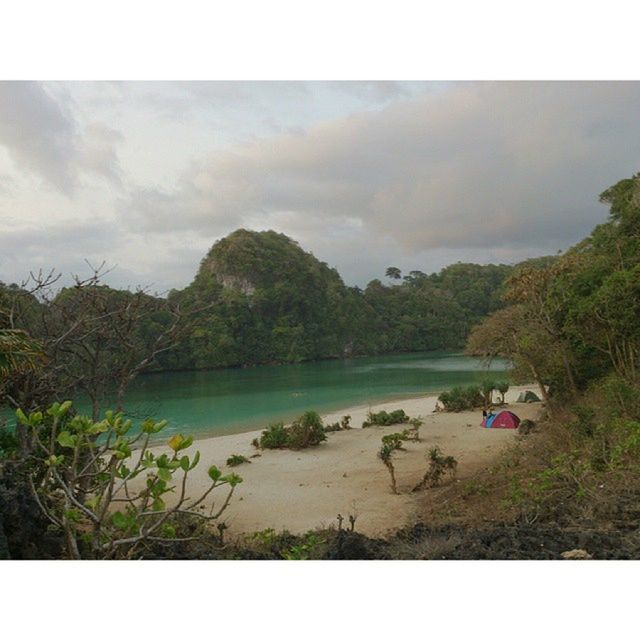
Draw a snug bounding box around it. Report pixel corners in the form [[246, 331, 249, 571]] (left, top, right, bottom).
[[467, 171, 640, 411], [1, 229, 515, 395]]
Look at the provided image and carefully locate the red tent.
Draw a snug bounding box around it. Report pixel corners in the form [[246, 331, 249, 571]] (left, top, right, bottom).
[[484, 410, 520, 429]]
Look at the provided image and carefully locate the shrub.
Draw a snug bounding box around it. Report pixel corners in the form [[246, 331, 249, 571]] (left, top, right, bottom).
[[438, 385, 484, 412], [406, 417, 423, 441], [15, 401, 242, 559], [325, 415, 352, 433], [286, 411, 326, 450], [282, 532, 326, 560], [258, 411, 326, 450], [259, 422, 289, 449], [413, 447, 457, 491], [226, 454, 250, 467], [363, 409, 409, 427], [381, 432, 407, 450]]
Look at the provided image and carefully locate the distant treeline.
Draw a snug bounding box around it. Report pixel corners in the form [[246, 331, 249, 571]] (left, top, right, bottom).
[[1, 229, 523, 375]]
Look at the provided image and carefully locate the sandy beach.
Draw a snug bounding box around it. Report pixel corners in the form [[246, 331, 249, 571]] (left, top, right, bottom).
[[144, 385, 541, 538]]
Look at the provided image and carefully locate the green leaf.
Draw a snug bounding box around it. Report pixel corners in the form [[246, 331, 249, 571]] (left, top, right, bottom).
[[85, 496, 100, 511], [221, 473, 243, 487], [190, 451, 201, 470], [64, 508, 82, 523], [208, 465, 221, 482], [111, 511, 128, 530], [152, 497, 166, 512], [59, 400, 73, 416], [47, 402, 61, 417], [15, 408, 28, 425], [157, 467, 172, 482], [57, 431, 77, 449], [180, 456, 190, 472]]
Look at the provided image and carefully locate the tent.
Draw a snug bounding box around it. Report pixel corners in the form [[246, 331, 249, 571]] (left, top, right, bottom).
[[517, 390, 541, 403], [482, 410, 520, 429]]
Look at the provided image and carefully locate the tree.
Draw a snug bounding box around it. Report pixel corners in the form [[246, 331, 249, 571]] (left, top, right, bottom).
[[496, 380, 510, 404], [481, 379, 496, 409], [18, 401, 242, 559], [1, 265, 205, 420], [466, 305, 556, 411], [504, 261, 579, 394], [378, 442, 398, 494], [385, 266, 402, 280], [0, 329, 43, 381]]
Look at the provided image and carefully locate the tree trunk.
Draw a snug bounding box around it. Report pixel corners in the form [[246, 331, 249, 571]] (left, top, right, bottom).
[[528, 362, 553, 417], [385, 461, 397, 494]]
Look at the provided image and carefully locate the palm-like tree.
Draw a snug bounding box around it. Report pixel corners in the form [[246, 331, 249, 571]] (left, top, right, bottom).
[[0, 329, 44, 380], [378, 443, 398, 494], [385, 266, 402, 280]]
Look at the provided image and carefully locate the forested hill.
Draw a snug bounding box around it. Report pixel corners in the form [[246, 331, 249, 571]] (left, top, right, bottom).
[[0, 228, 518, 373], [158, 229, 514, 369]]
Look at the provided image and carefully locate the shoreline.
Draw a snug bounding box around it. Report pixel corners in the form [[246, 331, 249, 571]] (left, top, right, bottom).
[[141, 384, 542, 538]]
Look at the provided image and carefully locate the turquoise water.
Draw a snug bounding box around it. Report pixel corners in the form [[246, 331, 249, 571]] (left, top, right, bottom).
[[2, 352, 508, 438], [107, 352, 508, 438]]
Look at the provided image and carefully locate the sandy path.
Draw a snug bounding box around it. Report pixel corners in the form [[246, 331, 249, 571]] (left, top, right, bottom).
[[142, 385, 541, 538]]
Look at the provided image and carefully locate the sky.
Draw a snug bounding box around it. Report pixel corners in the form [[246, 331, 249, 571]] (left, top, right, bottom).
[[1, 81, 639, 294]]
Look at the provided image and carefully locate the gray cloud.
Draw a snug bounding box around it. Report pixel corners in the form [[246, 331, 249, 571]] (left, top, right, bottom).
[[120, 82, 638, 261], [3, 82, 640, 292], [0, 82, 124, 193]]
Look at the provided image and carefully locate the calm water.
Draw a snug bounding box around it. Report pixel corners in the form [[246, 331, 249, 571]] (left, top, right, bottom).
[[107, 352, 508, 438]]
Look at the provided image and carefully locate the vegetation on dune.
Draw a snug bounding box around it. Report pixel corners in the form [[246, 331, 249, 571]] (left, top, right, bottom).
[[362, 408, 410, 427], [437, 385, 484, 412], [324, 415, 352, 432], [226, 454, 251, 467], [258, 410, 327, 450], [413, 447, 458, 491]]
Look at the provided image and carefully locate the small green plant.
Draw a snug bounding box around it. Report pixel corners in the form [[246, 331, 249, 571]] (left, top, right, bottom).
[[378, 441, 399, 494], [325, 415, 352, 433], [282, 532, 325, 560], [226, 454, 250, 467], [363, 409, 409, 427], [259, 422, 289, 449], [381, 432, 407, 450], [406, 417, 423, 441], [413, 447, 457, 491], [258, 411, 326, 450]]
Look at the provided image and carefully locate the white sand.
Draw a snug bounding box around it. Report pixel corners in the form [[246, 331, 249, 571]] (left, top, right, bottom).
[[142, 385, 541, 538]]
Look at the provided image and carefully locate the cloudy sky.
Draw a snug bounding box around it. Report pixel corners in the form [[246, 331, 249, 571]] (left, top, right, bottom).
[[0, 81, 638, 293]]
